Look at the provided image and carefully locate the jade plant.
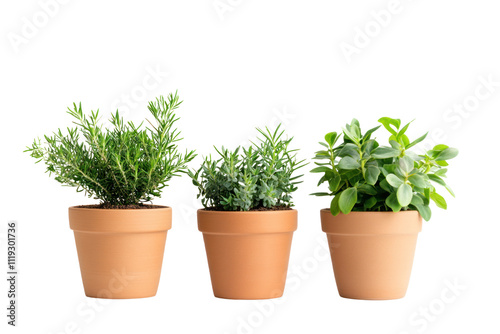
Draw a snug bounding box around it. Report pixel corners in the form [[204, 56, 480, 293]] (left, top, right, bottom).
[[189, 125, 306, 211], [311, 117, 458, 220], [25, 92, 196, 208]]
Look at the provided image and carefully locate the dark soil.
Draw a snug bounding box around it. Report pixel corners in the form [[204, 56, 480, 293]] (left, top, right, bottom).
[[203, 206, 293, 212], [76, 204, 167, 210]]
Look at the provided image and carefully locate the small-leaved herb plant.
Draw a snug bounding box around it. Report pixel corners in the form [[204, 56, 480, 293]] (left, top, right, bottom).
[[26, 92, 196, 207], [189, 125, 306, 211], [311, 117, 458, 221]]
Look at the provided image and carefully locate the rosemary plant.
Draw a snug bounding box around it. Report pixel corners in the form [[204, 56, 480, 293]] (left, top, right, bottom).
[[189, 125, 306, 211], [26, 92, 196, 207]]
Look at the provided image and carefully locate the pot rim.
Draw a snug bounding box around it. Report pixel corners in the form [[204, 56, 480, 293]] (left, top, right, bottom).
[[320, 208, 419, 215], [197, 208, 297, 213], [69, 205, 170, 211], [320, 208, 422, 235], [198, 208, 297, 234], [69, 206, 172, 233]]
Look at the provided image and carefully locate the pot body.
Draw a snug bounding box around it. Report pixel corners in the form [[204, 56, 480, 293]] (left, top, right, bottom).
[[198, 209, 297, 299], [321, 209, 422, 300], [69, 206, 172, 299]]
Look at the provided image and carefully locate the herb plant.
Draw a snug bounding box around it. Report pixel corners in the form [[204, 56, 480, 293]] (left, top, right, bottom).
[[26, 92, 196, 207], [311, 117, 458, 221], [189, 125, 306, 211]]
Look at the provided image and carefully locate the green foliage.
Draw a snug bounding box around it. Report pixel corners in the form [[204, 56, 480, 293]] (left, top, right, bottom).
[[311, 117, 458, 221], [25, 92, 196, 206], [189, 125, 306, 211]]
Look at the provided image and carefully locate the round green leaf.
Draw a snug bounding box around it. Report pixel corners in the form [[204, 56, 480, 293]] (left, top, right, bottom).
[[328, 174, 341, 192], [380, 179, 391, 192], [325, 132, 338, 147], [433, 144, 449, 151], [398, 156, 414, 174], [434, 168, 448, 177], [361, 139, 376, 153], [364, 196, 377, 209], [385, 193, 402, 212], [430, 192, 447, 209], [338, 144, 359, 158], [410, 194, 424, 206], [397, 183, 413, 207], [338, 156, 360, 170], [405, 151, 422, 161], [339, 187, 357, 214], [415, 203, 432, 221], [330, 195, 341, 216], [365, 165, 380, 185], [390, 140, 401, 149], [371, 147, 401, 159], [357, 184, 377, 195], [378, 117, 401, 135], [408, 174, 427, 188], [435, 148, 459, 161], [386, 173, 403, 188]]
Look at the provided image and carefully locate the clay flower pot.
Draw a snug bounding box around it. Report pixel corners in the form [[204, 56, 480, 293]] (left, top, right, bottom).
[[321, 209, 422, 300], [69, 206, 172, 299], [198, 209, 297, 299]]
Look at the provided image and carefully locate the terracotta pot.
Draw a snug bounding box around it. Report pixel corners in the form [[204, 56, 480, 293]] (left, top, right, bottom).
[[69, 206, 172, 299], [321, 209, 422, 300], [198, 209, 297, 299]]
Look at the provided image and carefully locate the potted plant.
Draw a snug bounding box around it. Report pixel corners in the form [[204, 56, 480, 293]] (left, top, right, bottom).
[[189, 125, 306, 299], [25, 92, 195, 299], [311, 117, 458, 300]]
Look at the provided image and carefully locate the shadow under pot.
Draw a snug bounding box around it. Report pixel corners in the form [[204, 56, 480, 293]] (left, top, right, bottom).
[[198, 209, 297, 300], [320, 210, 422, 300], [69, 206, 172, 299]]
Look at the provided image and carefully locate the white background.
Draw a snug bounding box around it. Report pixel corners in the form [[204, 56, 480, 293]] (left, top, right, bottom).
[[1, 0, 499, 333]]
